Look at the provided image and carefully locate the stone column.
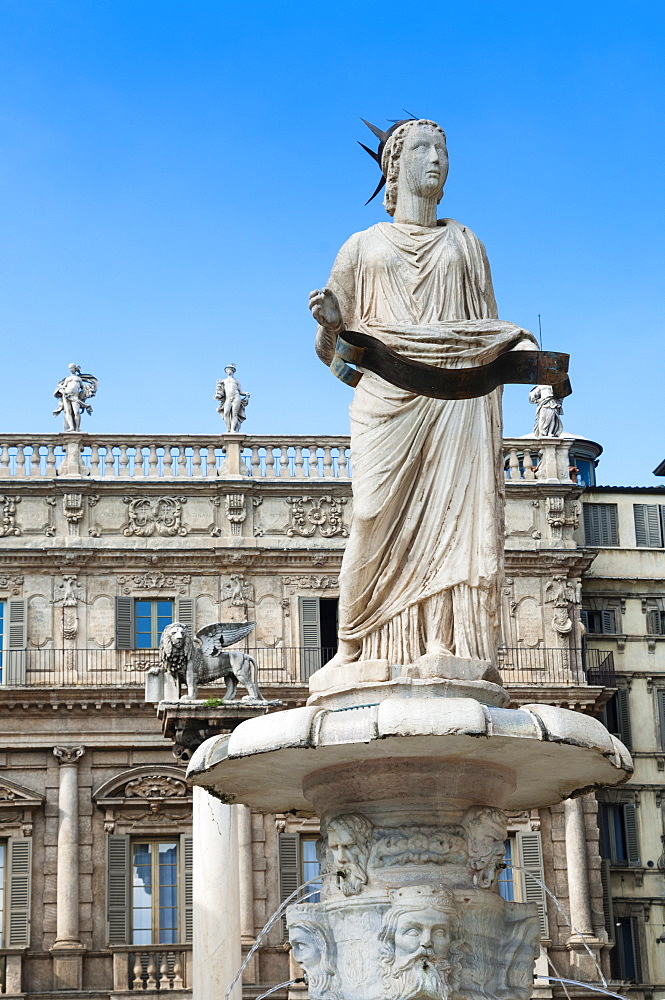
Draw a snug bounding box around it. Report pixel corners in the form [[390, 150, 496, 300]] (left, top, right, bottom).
[[193, 786, 242, 1000], [51, 745, 86, 990], [564, 795, 602, 979], [237, 805, 257, 982]]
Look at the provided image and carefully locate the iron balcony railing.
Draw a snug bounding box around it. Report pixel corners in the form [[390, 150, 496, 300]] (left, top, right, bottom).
[[0, 646, 614, 690], [498, 647, 615, 687]]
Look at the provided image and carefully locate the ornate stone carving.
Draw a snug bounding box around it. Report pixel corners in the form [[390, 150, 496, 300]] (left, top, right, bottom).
[[55, 575, 83, 640], [225, 494, 246, 535], [545, 495, 580, 541], [222, 574, 254, 606], [462, 806, 507, 889], [157, 620, 263, 701], [252, 496, 264, 537], [373, 826, 467, 869], [62, 493, 84, 536], [288, 912, 341, 1000], [118, 573, 191, 595], [0, 496, 21, 537], [123, 496, 188, 537], [125, 774, 187, 799], [0, 576, 23, 596], [286, 496, 349, 538], [283, 576, 339, 590], [325, 813, 373, 896], [53, 746, 85, 765]]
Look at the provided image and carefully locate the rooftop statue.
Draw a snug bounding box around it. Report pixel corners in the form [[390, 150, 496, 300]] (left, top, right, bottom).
[[53, 364, 98, 432], [310, 118, 545, 676], [529, 383, 564, 437], [215, 364, 250, 433]]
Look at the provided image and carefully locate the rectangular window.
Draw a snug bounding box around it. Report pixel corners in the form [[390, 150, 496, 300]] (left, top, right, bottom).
[[0, 602, 4, 684], [134, 600, 174, 649], [498, 837, 515, 901], [298, 597, 339, 681], [610, 916, 642, 982], [633, 504, 665, 548], [131, 840, 179, 945], [657, 690, 665, 751], [497, 831, 548, 937], [647, 609, 665, 635], [580, 609, 617, 634], [583, 503, 619, 546], [278, 831, 321, 938], [598, 802, 640, 865], [602, 690, 632, 750], [0, 841, 5, 947]]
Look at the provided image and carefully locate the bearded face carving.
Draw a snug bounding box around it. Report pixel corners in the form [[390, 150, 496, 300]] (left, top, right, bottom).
[[325, 813, 373, 896]]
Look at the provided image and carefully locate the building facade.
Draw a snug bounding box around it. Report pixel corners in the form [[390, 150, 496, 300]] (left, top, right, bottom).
[[0, 429, 661, 999]]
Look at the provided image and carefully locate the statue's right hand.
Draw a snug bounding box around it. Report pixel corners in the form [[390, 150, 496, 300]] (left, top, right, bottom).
[[309, 287, 343, 332]]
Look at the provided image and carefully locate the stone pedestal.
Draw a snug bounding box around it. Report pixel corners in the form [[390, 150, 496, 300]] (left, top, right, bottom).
[[192, 787, 242, 1000], [56, 434, 90, 478]]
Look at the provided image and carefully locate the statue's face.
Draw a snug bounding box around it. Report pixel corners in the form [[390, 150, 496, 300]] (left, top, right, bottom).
[[394, 907, 453, 962], [399, 125, 448, 200], [290, 927, 321, 969]]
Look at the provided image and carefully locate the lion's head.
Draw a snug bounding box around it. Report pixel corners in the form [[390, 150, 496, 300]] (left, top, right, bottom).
[[159, 622, 194, 676]]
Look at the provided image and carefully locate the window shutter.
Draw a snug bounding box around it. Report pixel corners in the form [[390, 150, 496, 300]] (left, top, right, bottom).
[[8, 837, 32, 947], [623, 804, 640, 865], [634, 504, 662, 547], [597, 803, 612, 860], [601, 610, 616, 634], [107, 834, 130, 945], [657, 690, 665, 751], [115, 597, 134, 650], [647, 609, 663, 635], [517, 831, 549, 938], [175, 599, 194, 635], [180, 834, 193, 944], [299, 597, 321, 680], [278, 832, 300, 940], [599, 858, 614, 944], [634, 505, 648, 546], [601, 504, 618, 545], [580, 609, 590, 631], [5, 599, 27, 685], [583, 504, 600, 545], [615, 689, 632, 750]]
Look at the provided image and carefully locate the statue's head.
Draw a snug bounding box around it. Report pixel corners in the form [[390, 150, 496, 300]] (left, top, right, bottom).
[[225, 364, 237, 375], [381, 120, 448, 216], [68, 363, 81, 374], [324, 812, 373, 896], [159, 622, 194, 671]]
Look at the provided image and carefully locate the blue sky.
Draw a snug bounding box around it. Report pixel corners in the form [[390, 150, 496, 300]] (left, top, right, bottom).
[[0, 0, 663, 485]]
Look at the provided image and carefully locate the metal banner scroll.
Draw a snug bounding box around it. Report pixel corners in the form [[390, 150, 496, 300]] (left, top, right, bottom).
[[330, 330, 572, 400]]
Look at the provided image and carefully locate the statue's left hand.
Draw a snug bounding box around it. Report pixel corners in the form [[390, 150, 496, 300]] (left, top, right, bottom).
[[309, 287, 343, 332]]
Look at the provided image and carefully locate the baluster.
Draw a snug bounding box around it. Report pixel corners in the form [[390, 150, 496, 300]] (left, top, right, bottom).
[[146, 957, 157, 990], [508, 447, 520, 480], [177, 448, 188, 478], [294, 446, 305, 478], [192, 446, 203, 478], [89, 443, 101, 476], [133, 445, 145, 478], [203, 445, 215, 478], [250, 445, 261, 478], [132, 956, 143, 990], [523, 450, 535, 481], [162, 446, 174, 476], [338, 446, 350, 478], [322, 445, 333, 478], [173, 956, 184, 989], [15, 445, 26, 478], [104, 445, 116, 477], [45, 443, 57, 478], [265, 447, 277, 478], [24, 445, 34, 478], [118, 445, 130, 478], [148, 443, 159, 478], [159, 954, 170, 989], [0, 445, 10, 478]]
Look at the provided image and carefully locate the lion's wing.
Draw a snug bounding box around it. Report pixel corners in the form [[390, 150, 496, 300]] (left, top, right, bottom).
[[196, 621, 257, 656]]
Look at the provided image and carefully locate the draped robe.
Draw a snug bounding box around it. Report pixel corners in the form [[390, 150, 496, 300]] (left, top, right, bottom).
[[320, 219, 536, 665]]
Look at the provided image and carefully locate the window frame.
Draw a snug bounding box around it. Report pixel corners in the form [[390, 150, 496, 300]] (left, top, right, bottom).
[[598, 801, 640, 866], [633, 503, 665, 548], [133, 599, 174, 650], [583, 503, 619, 546], [130, 837, 180, 946]]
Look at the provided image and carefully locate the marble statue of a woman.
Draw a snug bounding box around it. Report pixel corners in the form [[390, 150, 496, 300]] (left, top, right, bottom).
[[309, 119, 538, 675]]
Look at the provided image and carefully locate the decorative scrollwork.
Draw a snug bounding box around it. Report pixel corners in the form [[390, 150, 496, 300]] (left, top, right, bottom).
[[123, 496, 188, 537], [286, 496, 349, 538]]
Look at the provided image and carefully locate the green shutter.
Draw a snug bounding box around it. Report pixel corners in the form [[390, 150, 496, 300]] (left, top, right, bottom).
[[5, 599, 27, 685], [623, 804, 640, 865], [518, 831, 549, 938], [633, 504, 661, 547], [601, 610, 617, 634], [8, 837, 32, 947], [299, 598, 321, 680], [278, 832, 300, 940], [181, 834, 193, 943], [634, 505, 647, 546], [107, 834, 130, 945], [599, 858, 614, 944], [657, 690, 665, 751], [175, 599, 194, 635], [600, 504, 619, 545], [115, 597, 134, 650], [583, 504, 600, 545], [615, 689, 632, 750]]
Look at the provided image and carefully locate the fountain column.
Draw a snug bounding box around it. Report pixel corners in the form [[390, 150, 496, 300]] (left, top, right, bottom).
[[564, 795, 604, 979], [192, 787, 241, 1000], [51, 745, 86, 990]]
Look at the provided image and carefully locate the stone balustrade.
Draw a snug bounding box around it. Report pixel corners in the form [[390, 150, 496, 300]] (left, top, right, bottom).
[[111, 946, 191, 992], [0, 432, 578, 482], [0, 434, 351, 480]]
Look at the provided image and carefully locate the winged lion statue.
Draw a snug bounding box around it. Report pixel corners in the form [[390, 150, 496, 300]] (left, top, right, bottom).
[[158, 620, 264, 701]]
